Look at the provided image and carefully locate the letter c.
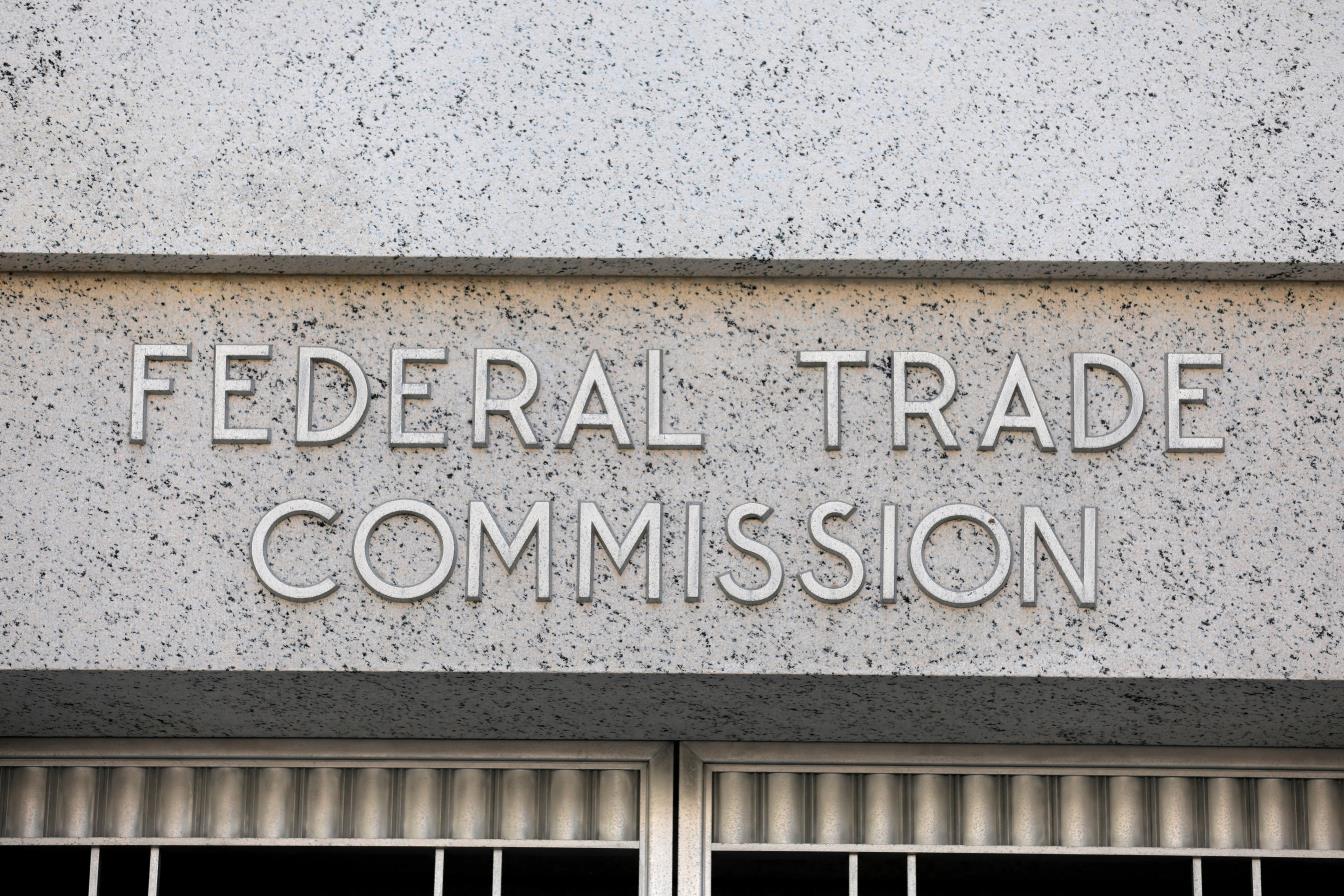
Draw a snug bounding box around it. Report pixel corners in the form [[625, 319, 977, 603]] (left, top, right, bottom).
[[251, 499, 342, 601]]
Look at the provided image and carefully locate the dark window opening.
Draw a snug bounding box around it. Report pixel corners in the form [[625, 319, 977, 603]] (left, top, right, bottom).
[[95, 846, 152, 896], [0, 846, 93, 894], [712, 852, 850, 896], [154, 846, 445, 896], [915, 854, 1193, 896], [499, 848, 639, 896], [1200, 858, 1253, 895], [1259, 858, 1344, 891]]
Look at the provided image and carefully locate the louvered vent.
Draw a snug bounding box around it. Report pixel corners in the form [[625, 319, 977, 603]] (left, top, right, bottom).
[[1, 765, 639, 843], [712, 771, 1344, 850]]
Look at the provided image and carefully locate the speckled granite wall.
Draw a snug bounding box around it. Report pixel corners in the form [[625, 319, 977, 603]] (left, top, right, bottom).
[[0, 275, 1340, 743], [2, 3, 1341, 277]]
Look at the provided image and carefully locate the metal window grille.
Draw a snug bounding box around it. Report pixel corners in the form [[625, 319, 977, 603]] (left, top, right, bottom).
[[0, 739, 673, 896], [6, 740, 1344, 895], [678, 743, 1344, 896]]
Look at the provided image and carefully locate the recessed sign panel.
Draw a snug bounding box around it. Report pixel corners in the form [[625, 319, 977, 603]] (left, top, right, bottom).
[[0, 276, 1337, 679]]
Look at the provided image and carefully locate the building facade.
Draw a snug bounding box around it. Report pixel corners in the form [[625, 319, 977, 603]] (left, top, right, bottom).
[[2, 3, 1342, 894]]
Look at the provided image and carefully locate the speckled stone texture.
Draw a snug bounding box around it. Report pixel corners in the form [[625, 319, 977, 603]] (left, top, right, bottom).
[[2, 3, 1341, 276], [0, 274, 1341, 694]]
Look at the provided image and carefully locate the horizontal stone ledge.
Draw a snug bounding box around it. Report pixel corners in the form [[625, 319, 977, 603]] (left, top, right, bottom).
[[3, 671, 1340, 747], [2, 254, 1342, 281]]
